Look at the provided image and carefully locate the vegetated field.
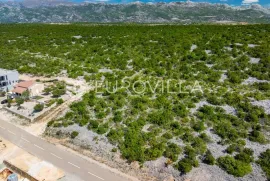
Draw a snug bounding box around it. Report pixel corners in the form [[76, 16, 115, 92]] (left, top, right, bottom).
[[1, 24, 270, 179]]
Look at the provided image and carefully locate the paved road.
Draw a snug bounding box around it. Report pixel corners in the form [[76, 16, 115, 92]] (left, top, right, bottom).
[[0, 119, 127, 181]]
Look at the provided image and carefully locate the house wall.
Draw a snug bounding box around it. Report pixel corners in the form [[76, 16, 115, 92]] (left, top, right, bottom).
[[29, 83, 44, 96], [0, 70, 19, 92]]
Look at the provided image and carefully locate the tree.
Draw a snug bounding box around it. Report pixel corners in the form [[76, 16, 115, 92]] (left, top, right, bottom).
[[16, 97, 24, 108], [34, 103, 44, 112], [22, 90, 30, 100]]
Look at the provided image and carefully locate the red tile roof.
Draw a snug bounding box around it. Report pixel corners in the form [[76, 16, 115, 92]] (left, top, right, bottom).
[[12, 87, 27, 94], [15, 80, 35, 88]]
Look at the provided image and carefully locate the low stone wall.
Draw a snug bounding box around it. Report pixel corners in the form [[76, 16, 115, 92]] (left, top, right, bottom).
[[3, 103, 58, 123], [3, 107, 33, 122]]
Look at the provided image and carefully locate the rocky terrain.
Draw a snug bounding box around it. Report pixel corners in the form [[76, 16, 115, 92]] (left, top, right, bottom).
[[0, 2, 269, 23]]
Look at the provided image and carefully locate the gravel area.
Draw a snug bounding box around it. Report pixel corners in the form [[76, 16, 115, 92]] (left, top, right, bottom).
[[251, 100, 270, 115], [190, 101, 210, 114], [190, 44, 197, 52], [144, 157, 180, 180], [242, 77, 269, 85], [205, 128, 228, 159], [205, 50, 212, 55], [220, 105, 237, 116], [250, 57, 260, 64], [219, 73, 228, 82], [190, 101, 236, 116], [184, 162, 266, 181], [47, 124, 115, 158], [245, 139, 270, 159], [248, 44, 258, 48]]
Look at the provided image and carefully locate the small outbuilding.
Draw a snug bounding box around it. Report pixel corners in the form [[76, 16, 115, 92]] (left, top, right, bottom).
[[12, 80, 44, 97]]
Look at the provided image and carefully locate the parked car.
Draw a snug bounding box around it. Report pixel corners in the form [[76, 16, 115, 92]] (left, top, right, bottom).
[[1, 99, 8, 104]]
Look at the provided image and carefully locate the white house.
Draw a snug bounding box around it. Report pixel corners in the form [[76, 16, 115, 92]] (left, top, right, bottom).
[[0, 69, 19, 92]]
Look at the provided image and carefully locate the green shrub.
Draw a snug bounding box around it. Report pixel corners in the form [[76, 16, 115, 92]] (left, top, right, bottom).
[[16, 97, 24, 107], [88, 120, 99, 130], [113, 111, 123, 123], [97, 125, 108, 135], [177, 158, 193, 174], [120, 128, 145, 163], [111, 148, 118, 152], [71, 131, 79, 139], [162, 132, 173, 139], [47, 120, 54, 127], [217, 156, 252, 177], [145, 141, 165, 161], [257, 149, 270, 180], [226, 144, 244, 154], [234, 152, 254, 163], [192, 121, 205, 132], [163, 143, 182, 162], [249, 130, 267, 144], [203, 150, 215, 165], [107, 129, 124, 144], [184, 146, 197, 159], [191, 137, 207, 154], [199, 133, 211, 142], [57, 98, 64, 105], [34, 103, 44, 112], [177, 157, 199, 174]]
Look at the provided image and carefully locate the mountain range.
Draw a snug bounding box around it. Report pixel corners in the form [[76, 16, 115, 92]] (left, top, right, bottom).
[[0, 1, 269, 23]]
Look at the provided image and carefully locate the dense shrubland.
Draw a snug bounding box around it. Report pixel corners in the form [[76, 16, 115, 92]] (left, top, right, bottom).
[[1, 24, 270, 178]]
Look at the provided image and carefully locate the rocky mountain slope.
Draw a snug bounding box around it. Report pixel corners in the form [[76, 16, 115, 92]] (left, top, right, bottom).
[[0, 2, 269, 23]]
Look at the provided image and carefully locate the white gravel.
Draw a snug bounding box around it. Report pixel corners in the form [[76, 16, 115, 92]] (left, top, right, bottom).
[[205, 50, 212, 55], [219, 73, 228, 82], [48, 124, 115, 159], [220, 105, 237, 116], [190, 44, 197, 52], [190, 101, 210, 114], [248, 44, 258, 48], [250, 58, 260, 64], [245, 139, 270, 159], [184, 162, 266, 181], [205, 128, 228, 159], [251, 100, 270, 115], [73, 35, 82, 39], [190, 101, 236, 116], [242, 77, 269, 85]]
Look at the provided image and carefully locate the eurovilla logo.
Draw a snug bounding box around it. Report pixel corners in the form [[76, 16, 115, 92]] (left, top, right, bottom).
[[92, 79, 204, 95]]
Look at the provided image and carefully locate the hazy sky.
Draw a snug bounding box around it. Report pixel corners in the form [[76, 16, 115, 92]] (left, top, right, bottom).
[[1, 0, 269, 6]]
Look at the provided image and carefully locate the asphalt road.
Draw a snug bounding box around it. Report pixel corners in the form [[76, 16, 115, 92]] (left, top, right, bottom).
[[0, 119, 128, 181]]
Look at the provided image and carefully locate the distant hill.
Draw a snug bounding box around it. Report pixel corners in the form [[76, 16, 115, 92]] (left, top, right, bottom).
[[0, 2, 269, 23]]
